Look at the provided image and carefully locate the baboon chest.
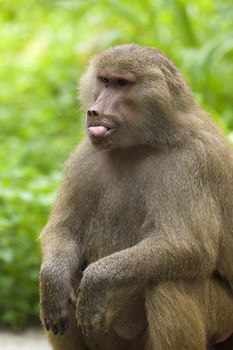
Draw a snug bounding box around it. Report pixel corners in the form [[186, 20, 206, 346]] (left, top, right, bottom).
[[81, 172, 152, 261]]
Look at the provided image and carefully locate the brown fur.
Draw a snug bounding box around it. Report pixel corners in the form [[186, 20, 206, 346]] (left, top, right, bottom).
[[40, 44, 233, 350]]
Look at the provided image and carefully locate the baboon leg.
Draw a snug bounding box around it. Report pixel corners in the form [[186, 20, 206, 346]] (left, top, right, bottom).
[[146, 281, 206, 350], [146, 279, 233, 350], [207, 280, 233, 350]]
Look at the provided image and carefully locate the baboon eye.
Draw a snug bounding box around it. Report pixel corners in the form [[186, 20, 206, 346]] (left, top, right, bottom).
[[99, 76, 110, 84], [117, 79, 128, 86]]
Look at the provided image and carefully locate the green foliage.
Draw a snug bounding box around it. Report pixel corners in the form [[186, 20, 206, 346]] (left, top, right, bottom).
[[0, 0, 232, 327]]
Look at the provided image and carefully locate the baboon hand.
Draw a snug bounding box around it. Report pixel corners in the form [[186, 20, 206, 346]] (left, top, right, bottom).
[[40, 269, 76, 335], [76, 263, 109, 338]]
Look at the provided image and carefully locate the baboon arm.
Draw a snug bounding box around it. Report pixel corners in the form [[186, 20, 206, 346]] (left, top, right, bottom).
[[40, 224, 80, 278], [40, 208, 82, 284], [40, 185, 81, 279], [39, 182, 82, 334], [83, 231, 218, 290], [40, 149, 85, 275], [77, 220, 219, 337]]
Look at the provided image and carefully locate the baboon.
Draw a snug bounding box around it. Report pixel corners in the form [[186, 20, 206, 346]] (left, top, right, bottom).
[[40, 44, 233, 350]]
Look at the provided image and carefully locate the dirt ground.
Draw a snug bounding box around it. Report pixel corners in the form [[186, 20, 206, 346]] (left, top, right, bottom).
[[0, 328, 51, 350]]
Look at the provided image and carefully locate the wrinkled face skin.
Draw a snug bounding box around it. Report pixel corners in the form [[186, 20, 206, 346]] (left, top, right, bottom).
[[79, 44, 194, 151], [85, 69, 141, 150]]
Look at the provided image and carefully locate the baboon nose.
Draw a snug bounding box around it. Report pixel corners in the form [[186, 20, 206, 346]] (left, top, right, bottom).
[[87, 109, 99, 117]]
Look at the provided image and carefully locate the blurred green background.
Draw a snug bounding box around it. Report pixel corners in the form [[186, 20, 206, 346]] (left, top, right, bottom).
[[0, 0, 233, 328]]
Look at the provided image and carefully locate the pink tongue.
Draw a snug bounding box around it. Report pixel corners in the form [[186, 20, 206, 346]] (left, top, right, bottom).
[[88, 126, 108, 138]]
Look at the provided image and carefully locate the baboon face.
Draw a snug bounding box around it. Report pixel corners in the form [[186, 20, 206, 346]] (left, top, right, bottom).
[[86, 69, 139, 150], [79, 44, 193, 150]]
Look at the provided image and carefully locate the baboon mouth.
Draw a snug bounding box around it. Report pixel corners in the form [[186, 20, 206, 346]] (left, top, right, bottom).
[[87, 124, 118, 139], [88, 125, 109, 138]]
